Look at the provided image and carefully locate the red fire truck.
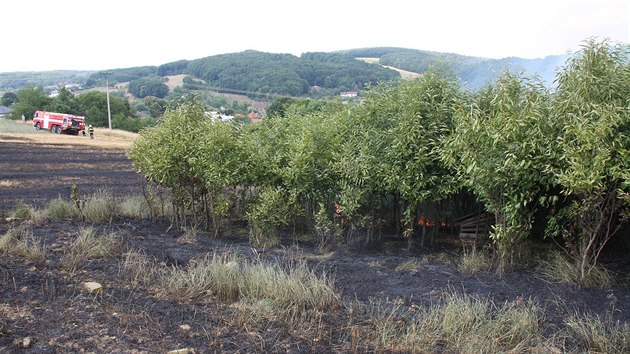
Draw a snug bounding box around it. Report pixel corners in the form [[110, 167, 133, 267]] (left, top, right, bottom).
[[33, 110, 86, 135]]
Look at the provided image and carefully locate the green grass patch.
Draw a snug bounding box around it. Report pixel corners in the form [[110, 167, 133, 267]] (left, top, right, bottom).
[[0, 119, 42, 133]]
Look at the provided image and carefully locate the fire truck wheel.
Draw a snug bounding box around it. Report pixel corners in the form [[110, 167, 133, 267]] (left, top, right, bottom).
[[35, 123, 41, 130], [55, 126, 62, 134]]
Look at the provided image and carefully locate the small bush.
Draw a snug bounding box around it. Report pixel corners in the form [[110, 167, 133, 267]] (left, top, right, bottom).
[[247, 187, 289, 248], [0, 225, 46, 261], [538, 251, 613, 289], [82, 191, 119, 223], [62, 227, 123, 271], [45, 198, 79, 219], [458, 248, 492, 276], [565, 313, 630, 353]]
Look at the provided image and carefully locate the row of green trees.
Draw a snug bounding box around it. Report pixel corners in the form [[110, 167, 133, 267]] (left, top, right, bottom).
[[129, 40, 629, 284]]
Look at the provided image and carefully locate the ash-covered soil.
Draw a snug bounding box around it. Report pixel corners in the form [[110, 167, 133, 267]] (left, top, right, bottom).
[[0, 140, 143, 211]]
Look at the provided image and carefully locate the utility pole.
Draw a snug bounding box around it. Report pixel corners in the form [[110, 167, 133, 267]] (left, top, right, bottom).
[[101, 72, 112, 130]]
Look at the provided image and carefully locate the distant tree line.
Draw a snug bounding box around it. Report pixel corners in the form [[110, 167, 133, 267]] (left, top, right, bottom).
[[0, 70, 93, 91], [5, 86, 155, 132]]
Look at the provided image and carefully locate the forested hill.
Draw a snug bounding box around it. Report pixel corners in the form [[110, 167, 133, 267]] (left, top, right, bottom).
[[0, 48, 570, 94], [183, 50, 400, 96], [342, 47, 570, 89]]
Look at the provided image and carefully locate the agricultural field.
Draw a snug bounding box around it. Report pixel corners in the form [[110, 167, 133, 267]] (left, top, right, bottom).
[[1, 122, 629, 352]]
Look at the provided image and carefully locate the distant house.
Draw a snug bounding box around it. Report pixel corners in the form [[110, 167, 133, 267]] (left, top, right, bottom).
[[251, 102, 267, 113], [0, 106, 12, 119], [248, 112, 262, 124], [204, 111, 234, 122], [340, 91, 358, 98]]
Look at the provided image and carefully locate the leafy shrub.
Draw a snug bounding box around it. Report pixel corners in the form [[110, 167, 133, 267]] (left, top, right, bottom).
[[247, 187, 290, 248]]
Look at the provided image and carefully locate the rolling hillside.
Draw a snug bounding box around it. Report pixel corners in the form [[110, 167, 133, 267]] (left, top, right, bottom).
[[1, 47, 571, 95], [343, 47, 569, 89]]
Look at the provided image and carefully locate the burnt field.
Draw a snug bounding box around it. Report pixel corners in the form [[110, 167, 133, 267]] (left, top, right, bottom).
[[1, 139, 630, 352], [0, 139, 143, 211]]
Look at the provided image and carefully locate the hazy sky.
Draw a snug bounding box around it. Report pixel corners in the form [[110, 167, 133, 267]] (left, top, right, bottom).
[[1, 0, 628, 72]]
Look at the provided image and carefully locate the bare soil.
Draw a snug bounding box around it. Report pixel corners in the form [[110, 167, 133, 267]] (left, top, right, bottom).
[[1, 140, 629, 353]]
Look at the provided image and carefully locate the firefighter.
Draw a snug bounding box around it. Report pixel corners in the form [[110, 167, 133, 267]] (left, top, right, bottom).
[[88, 125, 94, 139]]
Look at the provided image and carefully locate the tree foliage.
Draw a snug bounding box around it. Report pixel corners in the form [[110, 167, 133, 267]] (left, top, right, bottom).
[[549, 39, 630, 284], [186, 50, 399, 96], [128, 77, 169, 98], [9, 86, 50, 120], [442, 72, 554, 269], [1, 92, 17, 106]]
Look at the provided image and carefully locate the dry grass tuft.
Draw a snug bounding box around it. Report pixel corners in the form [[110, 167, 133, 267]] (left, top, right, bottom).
[[82, 191, 119, 223], [0, 180, 19, 188], [120, 250, 161, 288], [45, 198, 80, 219], [395, 259, 419, 272], [538, 251, 613, 289], [565, 313, 630, 353], [352, 292, 544, 352], [62, 227, 123, 271], [153, 251, 339, 320], [0, 224, 46, 261], [458, 248, 492, 276], [119, 196, 151, 219]]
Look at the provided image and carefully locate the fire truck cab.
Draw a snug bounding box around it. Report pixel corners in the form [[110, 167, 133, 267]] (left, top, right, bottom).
[[33, 111, 86, 135]]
